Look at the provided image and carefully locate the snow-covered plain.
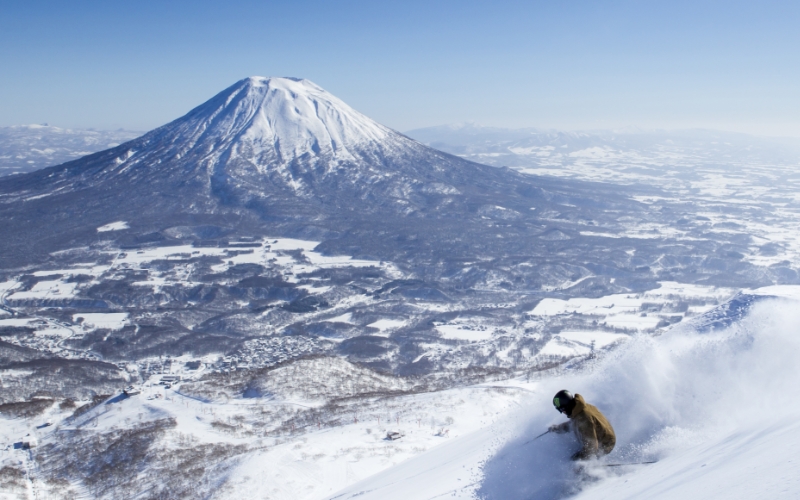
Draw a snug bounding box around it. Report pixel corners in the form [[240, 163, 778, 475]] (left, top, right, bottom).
[[2, 235, 390, 304], [328, 290, 800, 499], [4, 233, 735, 373], [0, 236, 404, 364], [72, 312, 129, 330]]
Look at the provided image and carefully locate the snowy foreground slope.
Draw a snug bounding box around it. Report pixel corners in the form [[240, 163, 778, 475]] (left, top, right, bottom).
[[329, 287, 800, 500]]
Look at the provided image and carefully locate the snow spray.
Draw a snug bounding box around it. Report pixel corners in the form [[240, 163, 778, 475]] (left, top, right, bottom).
[[478, 298, 800, 499]]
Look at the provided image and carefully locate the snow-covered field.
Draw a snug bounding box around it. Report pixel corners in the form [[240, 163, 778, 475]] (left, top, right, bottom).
[[1, 228, 739, 378], [407, 126, 800, 271], [0, 236, 397, 354]]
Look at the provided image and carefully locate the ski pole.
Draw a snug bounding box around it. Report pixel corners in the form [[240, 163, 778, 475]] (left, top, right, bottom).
[[495, 430, 553, 461], [522, 429, 551, 446], [533, 429, 551, 440]]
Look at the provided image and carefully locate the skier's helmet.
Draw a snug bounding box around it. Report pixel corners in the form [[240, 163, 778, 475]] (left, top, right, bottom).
[[552, 390, 574, 413]]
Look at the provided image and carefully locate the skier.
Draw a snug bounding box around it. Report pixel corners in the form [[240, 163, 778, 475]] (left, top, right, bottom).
[[549, 390, 616, 460]]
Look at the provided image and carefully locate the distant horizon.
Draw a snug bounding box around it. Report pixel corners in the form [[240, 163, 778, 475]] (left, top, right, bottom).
[[6, 119, 800, 143]]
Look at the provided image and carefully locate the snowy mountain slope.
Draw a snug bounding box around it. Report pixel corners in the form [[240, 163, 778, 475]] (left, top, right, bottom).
[[328, 288, 800, 499], [65, 77, 397, 190], [0, 77, 484, 198], [568, 418, 800, 500]]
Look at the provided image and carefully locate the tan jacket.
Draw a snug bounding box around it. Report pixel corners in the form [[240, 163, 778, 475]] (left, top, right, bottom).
[[552, 394, 616, 459]]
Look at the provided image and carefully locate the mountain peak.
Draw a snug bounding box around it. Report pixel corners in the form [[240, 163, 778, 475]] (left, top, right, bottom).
[[7, 76, 450, 203], [241, 75, 304, 86], [235, 76, 319, 96], [160, 76, 392, 165]]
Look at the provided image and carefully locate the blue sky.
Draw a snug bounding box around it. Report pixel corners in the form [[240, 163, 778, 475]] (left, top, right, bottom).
[[2, 0, 799, 136]]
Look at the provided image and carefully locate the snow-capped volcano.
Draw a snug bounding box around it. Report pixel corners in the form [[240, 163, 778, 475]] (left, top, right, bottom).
[[37, 75, 477, 200], [0, 76, 648, 275], [1, 75, 527, 213], [146, 76, 391, 167]]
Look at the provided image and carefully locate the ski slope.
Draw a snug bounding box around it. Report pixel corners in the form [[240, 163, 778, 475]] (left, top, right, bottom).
[[329, 288, 800, 499]]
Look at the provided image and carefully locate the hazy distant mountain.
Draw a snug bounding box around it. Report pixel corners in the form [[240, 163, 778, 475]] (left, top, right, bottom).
[[0, 124, 142, 176]]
